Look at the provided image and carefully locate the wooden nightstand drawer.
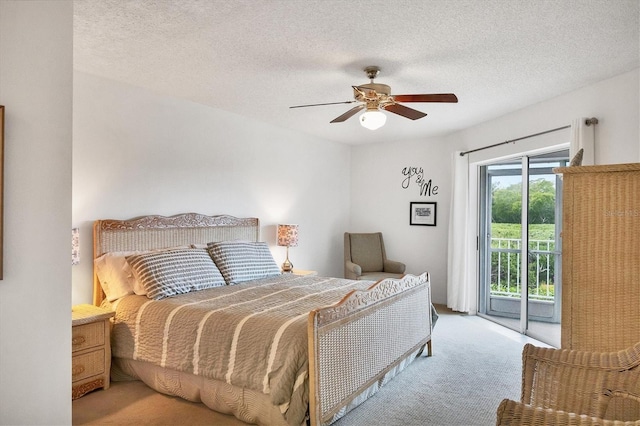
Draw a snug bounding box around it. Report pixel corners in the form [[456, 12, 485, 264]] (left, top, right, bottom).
[[72, 348, 105, 382], [72, 321, 104, 353], [71, 304, 114, 399]]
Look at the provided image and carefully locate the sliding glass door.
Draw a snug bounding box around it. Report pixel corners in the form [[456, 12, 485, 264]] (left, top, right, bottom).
[[478, 150, 568, 347]]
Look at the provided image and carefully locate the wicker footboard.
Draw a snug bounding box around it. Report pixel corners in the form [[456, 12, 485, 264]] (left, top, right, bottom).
[[307, 273, 432, 426]]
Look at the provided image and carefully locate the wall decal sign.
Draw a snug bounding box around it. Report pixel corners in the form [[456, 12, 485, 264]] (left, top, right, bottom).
[[401, 166, 438, 197]]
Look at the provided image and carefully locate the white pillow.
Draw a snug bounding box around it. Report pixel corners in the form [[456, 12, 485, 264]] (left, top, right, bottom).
[[94, 251, 138, 302]]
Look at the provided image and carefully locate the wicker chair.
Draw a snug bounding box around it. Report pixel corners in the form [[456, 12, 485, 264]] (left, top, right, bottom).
[[496, 342, 640, 425]]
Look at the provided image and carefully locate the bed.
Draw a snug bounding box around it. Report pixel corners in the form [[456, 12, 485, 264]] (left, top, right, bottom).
[[93, 212, 433, 426]]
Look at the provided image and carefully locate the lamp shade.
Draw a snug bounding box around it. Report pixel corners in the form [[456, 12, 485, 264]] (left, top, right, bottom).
[[72, 228, 80, 265], [359, 110, 386, 130], [277, 224, 299, 247]]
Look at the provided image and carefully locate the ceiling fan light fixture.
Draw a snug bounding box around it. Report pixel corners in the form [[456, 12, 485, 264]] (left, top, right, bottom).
[[359, 109, 386, 130], [289, 66, 457, 127]]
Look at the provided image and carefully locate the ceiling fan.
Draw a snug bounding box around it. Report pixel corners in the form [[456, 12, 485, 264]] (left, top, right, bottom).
[[290, 66, 458, 130]]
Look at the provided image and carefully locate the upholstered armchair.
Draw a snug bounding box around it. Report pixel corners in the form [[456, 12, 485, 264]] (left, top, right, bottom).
[[496, 342, 640, 425], [344, 232, 405, 280]]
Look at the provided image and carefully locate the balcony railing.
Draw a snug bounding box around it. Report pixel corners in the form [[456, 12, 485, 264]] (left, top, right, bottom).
[[490, 238, 558, 301]]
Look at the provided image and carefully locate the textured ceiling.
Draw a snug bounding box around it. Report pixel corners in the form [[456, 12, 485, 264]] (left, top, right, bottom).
[[74, 0, 639, 145]]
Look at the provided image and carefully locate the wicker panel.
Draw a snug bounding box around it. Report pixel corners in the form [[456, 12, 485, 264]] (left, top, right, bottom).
[[72, 322, 104, 352], [72, 304, 114, 325], [317, 289, 429, 420], [72, 349, 106, 382], [308, 273, 432, 425], [96, 226, 259, 256], [496, 398, 640, 425], [555, 163, 640, 353], [93, 213, 260, 305], [521, 342, 640, 421]]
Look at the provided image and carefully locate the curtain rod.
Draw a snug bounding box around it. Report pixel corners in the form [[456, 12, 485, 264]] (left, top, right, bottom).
[[459, 125, 571, 157], [459, 117, 599, 156], [459, 118, 599, 157]]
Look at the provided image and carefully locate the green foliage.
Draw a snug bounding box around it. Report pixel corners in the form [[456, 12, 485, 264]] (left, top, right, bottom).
[[490, 283, 554, 300], [491, 181, 522, 223], [492, 178, 556, 224], [491, 223, 555, 240], [489, 223, 557, 301], [489, 176, 558, 300]]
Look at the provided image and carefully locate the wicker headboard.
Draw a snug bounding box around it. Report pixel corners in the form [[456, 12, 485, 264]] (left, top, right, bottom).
[[92, 213, 260, 306]]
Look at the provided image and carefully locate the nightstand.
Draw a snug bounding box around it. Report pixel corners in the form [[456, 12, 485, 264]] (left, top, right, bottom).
[[292, 269, 318, 276], [71, 304, 115, 399]]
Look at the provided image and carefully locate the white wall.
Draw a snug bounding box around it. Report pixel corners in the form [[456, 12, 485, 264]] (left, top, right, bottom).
[[451, 69, 639, 165], [0, 1, 73, 424], [351, 69, 640, 305], [72, 72, 351, 304], [350, 136, 451, 304]]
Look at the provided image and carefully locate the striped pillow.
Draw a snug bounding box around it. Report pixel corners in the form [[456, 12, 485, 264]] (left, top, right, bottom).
[[207, 241, 281, 285], [126, 248, 225, 300]]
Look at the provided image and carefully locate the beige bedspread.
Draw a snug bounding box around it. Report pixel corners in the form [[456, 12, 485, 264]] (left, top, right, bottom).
[[112, 274, 375, 424]]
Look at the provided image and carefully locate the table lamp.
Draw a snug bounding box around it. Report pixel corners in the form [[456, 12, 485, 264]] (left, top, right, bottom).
[[277, 224, 298, 273]]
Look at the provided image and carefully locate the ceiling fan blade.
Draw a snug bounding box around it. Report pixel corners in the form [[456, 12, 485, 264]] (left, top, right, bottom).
[[393, 93, 458, 103], [290, 100, 357, 109], [384, 103, 427, 120], [330, 105, 365, 123]]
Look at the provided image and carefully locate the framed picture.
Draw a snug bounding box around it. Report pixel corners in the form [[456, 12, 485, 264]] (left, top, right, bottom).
[[410, 201, 436, 226]]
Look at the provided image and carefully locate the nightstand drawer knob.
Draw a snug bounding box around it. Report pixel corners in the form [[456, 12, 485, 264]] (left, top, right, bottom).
[[72, 336, 86, 346], [72, 364, 85, 377]]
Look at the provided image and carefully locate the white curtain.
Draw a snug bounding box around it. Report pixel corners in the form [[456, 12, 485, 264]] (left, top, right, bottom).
[[447, 123, 582, 314], [570, 118, 595, 165], [447, 151, 476, 313]]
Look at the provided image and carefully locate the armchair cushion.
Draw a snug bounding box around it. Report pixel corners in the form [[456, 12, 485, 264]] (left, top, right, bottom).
[[384, 259, 406, 274], [357, 271, 404, 282], [349, 233, 384, 272]]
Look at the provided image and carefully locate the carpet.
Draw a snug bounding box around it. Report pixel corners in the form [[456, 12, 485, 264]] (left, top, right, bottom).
[[73, 306, 548, 426], [333, 309, 549, 426]]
